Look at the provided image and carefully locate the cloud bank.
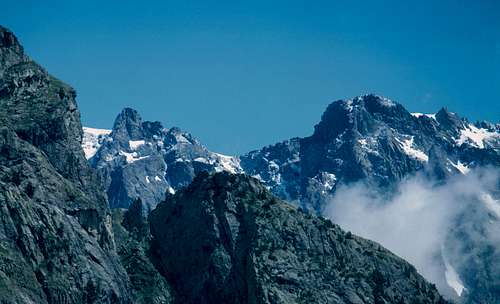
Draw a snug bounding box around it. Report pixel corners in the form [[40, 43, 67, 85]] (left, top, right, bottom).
[[323, 168, 500, 300]]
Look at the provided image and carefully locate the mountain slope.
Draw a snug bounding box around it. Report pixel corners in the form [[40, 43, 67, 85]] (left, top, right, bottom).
[[149, 171, 448, 304], [0, 25, 134, 303]]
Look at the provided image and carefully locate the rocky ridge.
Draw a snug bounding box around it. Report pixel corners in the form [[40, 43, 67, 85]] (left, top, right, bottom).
[[87, 107, 241, 211], [149, 171, 448, 304], [0, 25, 133, 303]]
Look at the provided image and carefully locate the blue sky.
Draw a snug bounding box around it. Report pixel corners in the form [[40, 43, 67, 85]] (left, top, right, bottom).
[[2, 1, 499, 154]]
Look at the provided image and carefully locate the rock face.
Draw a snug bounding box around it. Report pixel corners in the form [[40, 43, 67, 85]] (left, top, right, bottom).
[[241, 95, 499, 211], [84, 96, 499, 303], [0, 25, 454, 304], [149, 172, 448, 304], [0, 25, 133, 303], [88, 95, 499, 214], [112, 200, 174, 304], [240, 96, 500, 304], [87, 108, 241, 211]]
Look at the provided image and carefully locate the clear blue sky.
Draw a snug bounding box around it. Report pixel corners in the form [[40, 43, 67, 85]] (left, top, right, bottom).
[[2, 1, 499, 154]]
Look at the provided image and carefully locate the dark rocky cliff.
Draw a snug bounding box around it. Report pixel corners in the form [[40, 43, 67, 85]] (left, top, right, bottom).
[[0, 25, 133, 303], [149, 172, 448, 304]]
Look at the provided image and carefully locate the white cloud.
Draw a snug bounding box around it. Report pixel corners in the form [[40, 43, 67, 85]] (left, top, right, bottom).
[[323, 168, 500, 299]]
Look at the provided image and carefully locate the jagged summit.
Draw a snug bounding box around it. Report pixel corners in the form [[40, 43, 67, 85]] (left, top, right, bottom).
[[112, 107, 146, 141], [0, 25, 27, 75], [435, 107, 464, 131], [314, 94, 419, 139], [0, 26, 23, 53], [88, 97, 499, 213], [87, 107, 241, 210]]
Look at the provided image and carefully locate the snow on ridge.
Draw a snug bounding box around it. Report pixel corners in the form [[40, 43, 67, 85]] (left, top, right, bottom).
[[379, 96, 396, 107], [344, 99, 354, 111], [119, 151, 149, 164], [442, 251, 466, 297], [174, 133, 191, 144], [129, 140, 145, 150], [396, 136, 429, 162], [82, 126, 112, 159], [411, 113, 436, 120], [456, 124, 498, 149], [449, 160, 470, 175], [213, 153, 242, 174], [83, 127, 112, 136]]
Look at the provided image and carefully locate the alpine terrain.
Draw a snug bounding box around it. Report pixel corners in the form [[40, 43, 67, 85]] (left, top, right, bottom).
[[0, 25, 452, 304], [86, 96, 499, 304]]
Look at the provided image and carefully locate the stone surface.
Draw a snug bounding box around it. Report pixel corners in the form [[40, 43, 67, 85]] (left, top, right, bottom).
[[0, 25, 134, 303], [149, 172, 448, 304]]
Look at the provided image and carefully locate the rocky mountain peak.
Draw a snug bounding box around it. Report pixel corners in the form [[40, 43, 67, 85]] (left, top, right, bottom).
[[0, 26, 23, 55], [186, 170, 266, 199], [112, 107, 145, 141], [313, 94, 413, 140], [435, 107, 464, 131], [0, 26, 27, 75]]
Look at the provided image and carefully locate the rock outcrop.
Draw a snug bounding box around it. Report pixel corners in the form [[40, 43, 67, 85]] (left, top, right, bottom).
[[0, 25, 133, 303], [112, 200, 174, 304], [149, 172, 448, 304]]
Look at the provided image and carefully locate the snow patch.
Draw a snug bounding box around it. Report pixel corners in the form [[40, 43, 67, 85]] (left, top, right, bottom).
[[411, 113, 436, 120], [449, 160, 470, 175], [214, 153, 241, 174], [358, 138, 379, 155], [344, 99, 354, 111], [396, 136, 429, 162], [129, 140, 145, 150], [167, 186, 175, 194], [442, 251, 466, 297], [174, 133, 190, 144], [379, 96, 396, 107], [154, 176, 162, 182], [252, 174, 264, 182], [322, 173, 337, 191], [119, 151, 149, 164], [194, 157, 210, 164], [145, 176, 150, 183], [82, 127, 112, 159], [456, 124, 498, 149]]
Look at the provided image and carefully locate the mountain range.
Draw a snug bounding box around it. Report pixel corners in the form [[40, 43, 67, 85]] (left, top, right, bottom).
[[84, 86, 499, 304], [1, 24, 499, 303], [85, 95, 499, 212]]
